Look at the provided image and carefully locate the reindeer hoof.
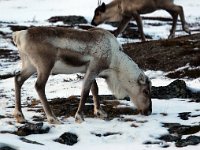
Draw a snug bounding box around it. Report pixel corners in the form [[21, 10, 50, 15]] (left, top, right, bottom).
[[141, 37, 146, 42], [183, 25, 191, 35], [94, 108, 108, 119], [75, 112, 84, 123], [47, 116, 61, 124], [168, 34, 174, 39], [186, 29, 191, 35], [13, 110, 26, 123]]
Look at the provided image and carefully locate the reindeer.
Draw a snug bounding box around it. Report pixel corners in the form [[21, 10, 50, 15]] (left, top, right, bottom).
[[12, 27, 152, 124], [91, 0, 191, 41]]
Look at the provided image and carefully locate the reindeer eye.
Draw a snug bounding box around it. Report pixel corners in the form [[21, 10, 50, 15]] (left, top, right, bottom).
[[95, 12, 100, 16], [143, 89, 149, 95]]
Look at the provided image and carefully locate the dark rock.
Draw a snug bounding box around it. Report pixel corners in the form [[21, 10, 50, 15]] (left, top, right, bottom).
[[0, 131, 13, 134], [151, 79, 191, 99], [15, 122, 50, 136], [175, 136, 200, 147], [0, 74, 15, 80], [20, 137, 44, 145], [32, 116, 45, 122], [0, 147, 16, 150], [0, 115, 5, 119], [92, 132, 122, 137], [161, 144, 170, 148], [162, 123, 181, 129], [189, 99, 200, 103], [8, 25, 28, 32], [54, 132, 78, 146], [48, 16, 87, 25], [169, 125, 200, 135], [143, 141, 170, 148], [178, 112, 191, 120], [162, 123, 200, 135], [144, 141, 161, 145], [0, 31, 6, 36], [151, 79, 200, 99], [158, 134, 181, 142], [0, 143, 16, 150]]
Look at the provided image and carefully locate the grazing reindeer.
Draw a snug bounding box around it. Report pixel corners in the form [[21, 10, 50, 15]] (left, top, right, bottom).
[[12, 27, 152, 124], [91, 0, 191, 41]]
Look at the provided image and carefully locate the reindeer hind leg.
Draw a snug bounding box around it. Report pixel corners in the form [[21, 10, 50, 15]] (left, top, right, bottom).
[[167, 5, 191, 36], [91, 80, 107, 119], [35, 66, 60, 124], [14, 60, 36, 123], [133, 13, 146, 42], [167, 10, 178, 39], [177, 5, 191, 35]]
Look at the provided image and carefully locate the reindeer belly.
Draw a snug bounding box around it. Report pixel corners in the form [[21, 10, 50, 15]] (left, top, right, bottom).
[[51, 60, 87, 74]]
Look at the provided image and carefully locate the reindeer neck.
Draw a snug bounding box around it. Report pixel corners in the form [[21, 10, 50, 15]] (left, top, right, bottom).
[[106, 0, 120, 13], [111, 50, 142, 79]]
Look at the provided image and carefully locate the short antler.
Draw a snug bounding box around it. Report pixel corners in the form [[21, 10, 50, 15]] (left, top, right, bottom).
[[98, 0, 102, 6]]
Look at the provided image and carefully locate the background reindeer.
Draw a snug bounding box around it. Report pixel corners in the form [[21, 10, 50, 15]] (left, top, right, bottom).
[[12, 27, 152, 124], [91, 0, 191, 41]]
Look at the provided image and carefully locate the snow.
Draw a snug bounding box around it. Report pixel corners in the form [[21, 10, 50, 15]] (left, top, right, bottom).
[[0, 0, 111, 23], [0, 0, 200, 150]]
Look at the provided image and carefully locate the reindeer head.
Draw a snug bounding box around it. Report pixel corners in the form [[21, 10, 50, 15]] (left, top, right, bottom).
[[91, 2, 106, 26], [106, 68, 152, 116], [91, 1, 123, 26], [117, 71, 152, 116]]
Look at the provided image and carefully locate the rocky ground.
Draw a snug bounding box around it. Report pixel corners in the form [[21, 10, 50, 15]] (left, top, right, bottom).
[[0, 15, 200, 149], [123, 33, 200, 79]]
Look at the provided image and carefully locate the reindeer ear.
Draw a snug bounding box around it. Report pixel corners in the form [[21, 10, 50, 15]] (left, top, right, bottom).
[[138, 73, 146, 85], [118, 1, 122, 12], [101, 2, 106, 12]]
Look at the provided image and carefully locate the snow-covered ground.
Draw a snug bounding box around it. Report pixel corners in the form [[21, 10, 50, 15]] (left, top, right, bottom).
[[0, 0, 200, 150]]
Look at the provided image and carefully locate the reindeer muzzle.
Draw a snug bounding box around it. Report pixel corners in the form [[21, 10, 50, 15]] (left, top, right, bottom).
[[140, 105, 152, 116], [141, 109, 152, 116], [91, 20, 97, 26]]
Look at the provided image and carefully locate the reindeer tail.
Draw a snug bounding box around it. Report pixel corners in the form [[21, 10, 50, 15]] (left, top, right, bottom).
[[12, 31, 19, 45]]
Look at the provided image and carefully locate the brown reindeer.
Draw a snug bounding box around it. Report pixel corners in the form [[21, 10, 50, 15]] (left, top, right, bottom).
[[91, 0, 191, 41], [12, 27, 152, 124]]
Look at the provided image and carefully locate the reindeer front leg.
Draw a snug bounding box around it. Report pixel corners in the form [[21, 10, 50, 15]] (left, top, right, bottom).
[[75, 64, 100, 123], [91, 80, 107, 119], [113, 16, 132, 37]]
